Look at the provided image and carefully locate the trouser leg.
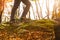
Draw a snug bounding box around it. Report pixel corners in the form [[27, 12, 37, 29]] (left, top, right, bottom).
[[54, 25, 60, 40], [21, 0, 31, 18], [10, 0, 21, 21], [0, 11, 3, 23]]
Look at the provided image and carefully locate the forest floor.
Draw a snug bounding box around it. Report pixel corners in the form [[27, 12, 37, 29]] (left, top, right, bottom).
[[0, 19, 56, 40]]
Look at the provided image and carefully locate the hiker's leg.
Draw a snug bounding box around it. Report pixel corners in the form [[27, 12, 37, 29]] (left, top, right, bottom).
[[21, 0, 31, 18], [0, 11, 3, 23], [10, 0, 21, 21], [54, 24, 60, 40]]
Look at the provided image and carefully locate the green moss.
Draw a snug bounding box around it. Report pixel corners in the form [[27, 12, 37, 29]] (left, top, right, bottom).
[[0, 19, 56, 33]]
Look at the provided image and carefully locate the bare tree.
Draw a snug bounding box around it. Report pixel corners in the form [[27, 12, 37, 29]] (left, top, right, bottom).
[[0, 0, 5, 23], [31, 4, 36, 19], [46, 0, 50, 19], [35, 0, 40, 19], [38, 1, 43, 19]]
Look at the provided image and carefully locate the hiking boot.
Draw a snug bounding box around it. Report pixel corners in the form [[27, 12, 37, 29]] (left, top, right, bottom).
[[20, 17, 31, 23], [10, 19, 16, 23]]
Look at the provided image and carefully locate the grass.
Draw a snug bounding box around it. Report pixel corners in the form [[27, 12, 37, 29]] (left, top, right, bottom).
[[0, 19, 56, 32]]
